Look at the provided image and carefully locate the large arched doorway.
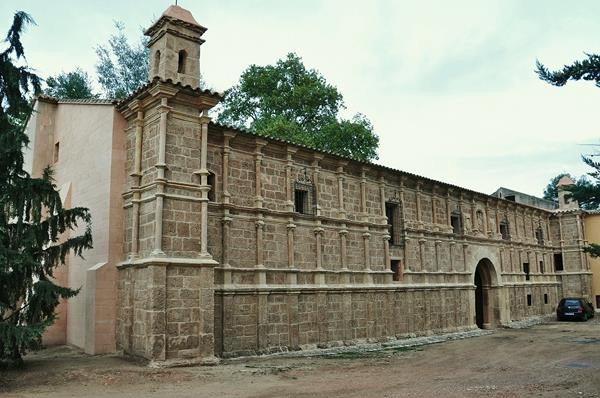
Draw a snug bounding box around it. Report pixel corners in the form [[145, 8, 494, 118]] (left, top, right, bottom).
[[474, 258, 497, 329]]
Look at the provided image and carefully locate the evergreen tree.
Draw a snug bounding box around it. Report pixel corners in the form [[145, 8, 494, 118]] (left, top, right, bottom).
[[542, 173, 573, 201], [217, 53, 379, 161], [537, 55, 600, 257], [0, 12, 93, 366], [95, 22, 149, 99], [45, 68, 97, 99], [536, 55, 600, 87]]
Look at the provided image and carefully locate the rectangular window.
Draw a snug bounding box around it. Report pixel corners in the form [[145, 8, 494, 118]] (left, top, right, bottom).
[[505, 195, 516, 202], [596, 295, 600, 309], [499, 222, 510, 240], [294, 189, 308, 214], [544, 293, 548, 304], [54, 142, 60, 163], [451, 211, 462, 234], [527, 294, 532, 306], [553, 253, 564, 272], [523, 262, 530, 281], [391, 259, 402, 281], [385, 203, 401, 245], [539, 260, 544, 274], [535, 228, 544, 245], [207, 172, 215, 202]]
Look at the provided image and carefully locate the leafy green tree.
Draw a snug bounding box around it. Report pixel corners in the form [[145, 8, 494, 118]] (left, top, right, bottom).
[[0, 12, 93, 366], [95, 22, 149, 99], [217, 53, 379, 161], [543, 173, 573, 201], [45, 68, 97, 99]]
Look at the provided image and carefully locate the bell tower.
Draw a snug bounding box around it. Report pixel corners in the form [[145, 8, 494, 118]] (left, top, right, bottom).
[[145, 5, 206, 89]]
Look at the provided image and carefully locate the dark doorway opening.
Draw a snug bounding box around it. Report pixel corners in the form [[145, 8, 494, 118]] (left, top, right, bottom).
[[475, 268, 484, 328], [474, 258, 497, 329]]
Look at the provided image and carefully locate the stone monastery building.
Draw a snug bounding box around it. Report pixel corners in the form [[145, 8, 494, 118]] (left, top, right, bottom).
[[25, 5, 594, 365]]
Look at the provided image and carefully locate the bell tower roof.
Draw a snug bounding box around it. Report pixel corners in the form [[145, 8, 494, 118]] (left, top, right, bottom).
[[145, 4, 206, 89], [161, 4, 200, 27], [145, 4, 207, 39]]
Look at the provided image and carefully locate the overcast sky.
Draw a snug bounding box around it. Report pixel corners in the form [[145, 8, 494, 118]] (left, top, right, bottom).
[[2, 0, 599, 197]]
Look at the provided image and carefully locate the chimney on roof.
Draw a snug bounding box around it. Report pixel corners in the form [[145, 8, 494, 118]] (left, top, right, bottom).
[[144, 5, 206, 89], [556, 175, 579, 210]]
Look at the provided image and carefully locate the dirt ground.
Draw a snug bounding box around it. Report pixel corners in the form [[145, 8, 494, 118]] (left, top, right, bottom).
[[1, 317, 599, 398]]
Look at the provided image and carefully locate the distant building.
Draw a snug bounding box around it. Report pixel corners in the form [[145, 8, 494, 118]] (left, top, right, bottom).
[[491, 187, 557, 210], [25, 5, 594, 366]]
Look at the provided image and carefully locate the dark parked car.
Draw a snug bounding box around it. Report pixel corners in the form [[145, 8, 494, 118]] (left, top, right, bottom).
[[556, 298, 595, 321]]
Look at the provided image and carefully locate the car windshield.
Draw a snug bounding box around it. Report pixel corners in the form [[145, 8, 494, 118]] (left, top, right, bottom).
[[564, 300, 580, 306]]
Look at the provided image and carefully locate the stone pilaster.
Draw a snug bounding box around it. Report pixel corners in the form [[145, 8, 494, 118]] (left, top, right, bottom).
[[404, 237, 411, 272], [419, 238, 426, 271], [221, 214, 232, 284], [462, 242, 469, 272], [470, 198, 477, 234], [314, 223, 325, 285], [287, 218, 296, 268], [434, 240, 441, 272], [337, 161, 347, 219], [129, 109, 144, 260], [362, 230, 371, 271], [449, 239, 455, 272], [255, 215, 266, 285], [312, 154, 323, 216], [383, 233, 391, 271], [416, 182, 423, 228], [378, 175, 387, 223], [151, 98, 170, 257], [285, 147, 297, 212], [254, 139, 267, 208], [431, 185, 437, 226], [197, 111, 212, 258], [339, 225, 348, 271], [445, 189, 453, 233], [314, 223, 324, 270], [221, 131, 236, 205], [360, 167, 368, 222]]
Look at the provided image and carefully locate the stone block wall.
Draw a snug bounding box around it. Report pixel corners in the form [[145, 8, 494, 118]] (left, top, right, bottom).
[[214, 287, 473, 357], [117, 264, 215, 363]]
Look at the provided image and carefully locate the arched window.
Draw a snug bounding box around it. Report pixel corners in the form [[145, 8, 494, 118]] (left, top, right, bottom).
[[154, 50, 161, 75], [177, 50, 187, 73]]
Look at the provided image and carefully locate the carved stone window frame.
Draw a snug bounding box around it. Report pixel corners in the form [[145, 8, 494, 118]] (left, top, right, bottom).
[[294, 168, 315, 216]]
